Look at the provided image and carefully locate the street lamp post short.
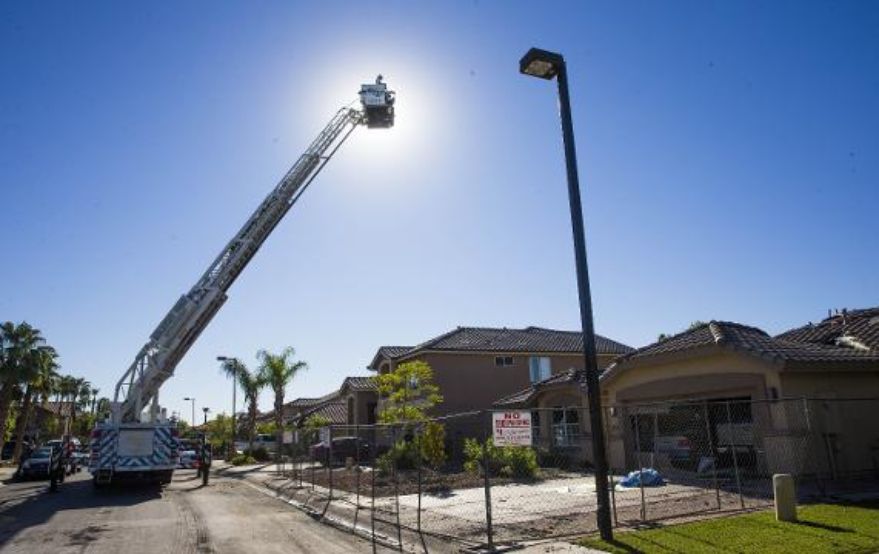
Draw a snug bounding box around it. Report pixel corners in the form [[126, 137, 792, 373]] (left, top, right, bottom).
[[183, 397, 196, 428]]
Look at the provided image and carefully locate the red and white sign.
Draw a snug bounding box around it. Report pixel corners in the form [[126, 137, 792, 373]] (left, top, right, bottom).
[[492, 411, 532, 446]]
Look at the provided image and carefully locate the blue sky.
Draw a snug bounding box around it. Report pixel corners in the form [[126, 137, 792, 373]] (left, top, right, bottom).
[[2, 1, 877, 424]]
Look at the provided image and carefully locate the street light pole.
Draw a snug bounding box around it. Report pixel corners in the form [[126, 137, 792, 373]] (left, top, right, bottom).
[[183, 397, 196, 428], [519, 47, 613, 541]]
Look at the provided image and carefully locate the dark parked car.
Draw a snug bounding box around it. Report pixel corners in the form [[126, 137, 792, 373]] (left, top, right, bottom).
[[18, 447, 59, 480], [1, 436, 35, 461], [310, 437, 371, 466]]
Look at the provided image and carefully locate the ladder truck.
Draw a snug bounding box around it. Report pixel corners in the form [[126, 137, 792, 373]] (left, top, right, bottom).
[[89, 77, 395, 487]]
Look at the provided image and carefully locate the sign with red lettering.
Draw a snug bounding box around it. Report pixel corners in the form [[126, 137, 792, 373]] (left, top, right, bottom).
[[492, 411, 532, 446]]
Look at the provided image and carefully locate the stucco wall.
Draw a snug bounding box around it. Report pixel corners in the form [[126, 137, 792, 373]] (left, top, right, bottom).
[[387, 352, 616, 416], [603, 350, 780, 405]]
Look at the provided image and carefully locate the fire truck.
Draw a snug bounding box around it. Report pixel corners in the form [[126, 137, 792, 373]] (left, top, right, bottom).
[[89, 77, 395, 486]]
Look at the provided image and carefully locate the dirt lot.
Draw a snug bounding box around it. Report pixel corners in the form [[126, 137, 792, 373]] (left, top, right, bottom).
[[293, 464, 580, 497]]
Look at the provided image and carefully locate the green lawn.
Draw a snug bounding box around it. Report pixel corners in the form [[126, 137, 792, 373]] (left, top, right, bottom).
[[579, 502, 879, 554]]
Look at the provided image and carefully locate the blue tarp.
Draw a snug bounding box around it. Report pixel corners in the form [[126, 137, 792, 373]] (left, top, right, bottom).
[[618, 468, 665, 488]]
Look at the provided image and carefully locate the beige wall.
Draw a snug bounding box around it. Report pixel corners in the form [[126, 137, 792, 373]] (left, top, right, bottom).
[[378, 351, 616, 416], [344, 390, 378, 426], [601, 351, 780, 471], [602, 350, 779, 405], [780, 371, 879, 398], [780, 372, 879, 476]]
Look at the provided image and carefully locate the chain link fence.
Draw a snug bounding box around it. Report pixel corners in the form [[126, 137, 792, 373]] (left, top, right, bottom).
[[266, 397, 879, 550]]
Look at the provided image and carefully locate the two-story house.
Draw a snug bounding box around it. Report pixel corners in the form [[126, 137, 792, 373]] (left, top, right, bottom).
[[368, 325, 634, 416]]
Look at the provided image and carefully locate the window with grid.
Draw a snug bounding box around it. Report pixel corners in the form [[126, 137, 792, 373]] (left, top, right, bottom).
[[529, 356, 551, 382], [551, 407, 580, 447]]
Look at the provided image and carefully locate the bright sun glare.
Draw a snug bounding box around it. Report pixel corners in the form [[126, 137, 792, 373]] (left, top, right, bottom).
[[296, 54, 441, 173]]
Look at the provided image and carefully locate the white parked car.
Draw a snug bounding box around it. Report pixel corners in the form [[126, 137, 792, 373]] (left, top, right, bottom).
[[234, 434, 276, 454], [177, 450, 199, 469]]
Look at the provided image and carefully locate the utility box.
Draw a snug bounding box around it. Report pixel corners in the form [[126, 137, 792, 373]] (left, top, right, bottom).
[[773, 473, 797, 522]]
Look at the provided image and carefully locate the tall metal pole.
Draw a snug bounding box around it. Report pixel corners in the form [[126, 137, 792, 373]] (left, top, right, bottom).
[[556, 60, 614, 541], [232, 377, 237, 457]]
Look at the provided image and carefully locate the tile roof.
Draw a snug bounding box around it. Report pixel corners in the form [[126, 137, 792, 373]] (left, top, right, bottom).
[[297, 401, 347, 426], [493, 369, 582, 407], [288, 398, 322, 408], [369, 326, 633, 368], [38, 401, 76, 418], [775, 307, 879, 352], [341, 376, 377, 392], [603, 319, 879, 381], [378, 346, 413, 358]]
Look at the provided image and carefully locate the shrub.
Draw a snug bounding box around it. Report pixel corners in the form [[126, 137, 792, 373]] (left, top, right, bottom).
[[504, 445, 539, 478], [230, 454, 257, 466], [463, 438, 538, 479], [418, 421, 447, 469], [246, 446, 270, 462], [377, 439, 419, 474]]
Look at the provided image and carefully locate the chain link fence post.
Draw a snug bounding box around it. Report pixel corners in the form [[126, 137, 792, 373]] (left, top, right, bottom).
[[392, 425, 403, 550], [605, 406, 618, 528], [370, 433, 377, 554], [417, 422, 423, 536], [328, 424, 334, 501], [703, 401, 721, 510], [633, 412, 646, 521], [483, 412, 494, 550], [724, 401, 745, 509]]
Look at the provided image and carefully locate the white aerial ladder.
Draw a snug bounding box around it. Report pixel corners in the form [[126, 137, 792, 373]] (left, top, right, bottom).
[[89, 77, 395, 486]]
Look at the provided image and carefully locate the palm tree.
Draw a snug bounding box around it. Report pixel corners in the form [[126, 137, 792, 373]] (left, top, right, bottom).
[[56, 375, 78, 434], [257, 347, 307, 462], [231, 362, 266, 453], [12, 346, 58, 463], [95, 397, 111, 420], [219, 358, 247, 455], [0, 322, 45, 456], [74, 378, 91, 420], [90, 387, 100, 415]]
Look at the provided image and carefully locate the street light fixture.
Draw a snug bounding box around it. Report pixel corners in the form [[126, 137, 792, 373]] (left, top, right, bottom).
[[519, 46, 613, 541], [183, 397, 196, 428]]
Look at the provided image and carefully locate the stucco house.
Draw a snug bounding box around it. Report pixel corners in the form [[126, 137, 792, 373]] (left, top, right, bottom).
[[368, 325, 634, 416], [496, 308, 879, 476]]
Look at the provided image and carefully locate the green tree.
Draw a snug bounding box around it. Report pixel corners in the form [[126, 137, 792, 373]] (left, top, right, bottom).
[[257, 347, 307, 463], [89, 386, 100, 415], [376, 361, 446, 470], [219, 357, 247, 451], [12, 345, 58, 463], [237, 365, 266, 452], [203, 412, 234, 453], [0, 322, 46, 453], [302, 414, 330, 451], [376, 360, 443, 423]]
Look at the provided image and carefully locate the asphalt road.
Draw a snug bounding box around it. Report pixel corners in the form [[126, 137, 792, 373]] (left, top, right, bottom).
[[0, 469, 391, 553]]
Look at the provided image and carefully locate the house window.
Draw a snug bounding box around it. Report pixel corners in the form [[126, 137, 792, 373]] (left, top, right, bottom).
[[529, 357, 552, 382], [494, 356, 515, 367], [552, 407, 580, 447], [531, 411, 541, 442]]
